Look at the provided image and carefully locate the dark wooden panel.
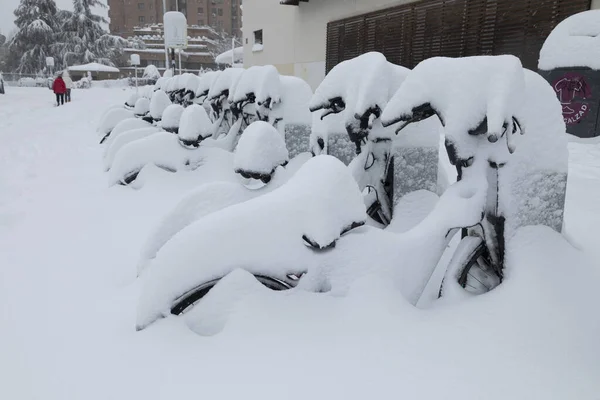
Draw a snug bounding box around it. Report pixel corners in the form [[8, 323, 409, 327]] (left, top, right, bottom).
[[325, 0, 591, 73]]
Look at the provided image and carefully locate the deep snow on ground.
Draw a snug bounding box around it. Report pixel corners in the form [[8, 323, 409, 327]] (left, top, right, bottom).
[[1, 87, 599, 399]]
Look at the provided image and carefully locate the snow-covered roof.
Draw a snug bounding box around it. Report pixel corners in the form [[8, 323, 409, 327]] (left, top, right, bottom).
[[124, 48, 212, 57], [68, 63, 120, 73], [215, 46, 244, 65], [539, 10, 600, 70]]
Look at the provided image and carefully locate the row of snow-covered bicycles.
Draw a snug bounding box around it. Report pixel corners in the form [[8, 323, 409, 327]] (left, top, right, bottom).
[[97, 53, 569, 331]]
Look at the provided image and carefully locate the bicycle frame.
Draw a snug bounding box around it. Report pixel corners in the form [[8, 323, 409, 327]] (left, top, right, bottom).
[[313, 101, 395, 226]]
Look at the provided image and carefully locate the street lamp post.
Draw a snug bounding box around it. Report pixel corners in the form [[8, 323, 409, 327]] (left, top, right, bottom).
[[164, 11, 188, 76], [130, 54, 141, 94], [162, 0, 169, 73]]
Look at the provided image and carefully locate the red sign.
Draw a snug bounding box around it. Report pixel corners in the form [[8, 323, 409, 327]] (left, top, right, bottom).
[[553, 72, 591, 125]]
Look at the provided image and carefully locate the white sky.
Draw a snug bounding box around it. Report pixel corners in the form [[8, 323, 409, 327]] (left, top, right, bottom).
[[0, 0, 108, 36]]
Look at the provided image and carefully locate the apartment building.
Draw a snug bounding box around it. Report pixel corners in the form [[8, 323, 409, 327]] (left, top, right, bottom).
[[108, 0, 242, 39], [123, 24, 218, 70]]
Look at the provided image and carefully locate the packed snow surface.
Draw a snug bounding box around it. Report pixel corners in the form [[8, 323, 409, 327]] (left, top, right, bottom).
[[539, 10, 600, 70], [1, 87, 599, 400]]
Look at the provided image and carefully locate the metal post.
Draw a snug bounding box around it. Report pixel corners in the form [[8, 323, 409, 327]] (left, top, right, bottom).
[[162, 0, 169, 73], [231, 37, 235, 66], [178, 50, 182, 75]]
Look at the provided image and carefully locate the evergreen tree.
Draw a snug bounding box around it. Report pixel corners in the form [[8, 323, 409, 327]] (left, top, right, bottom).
[[56, 0, 126, 67], [8, 0, 59, 73]]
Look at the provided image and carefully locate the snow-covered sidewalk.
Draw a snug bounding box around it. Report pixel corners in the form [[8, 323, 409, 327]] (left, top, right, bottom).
[[0, 87, 599, 400]]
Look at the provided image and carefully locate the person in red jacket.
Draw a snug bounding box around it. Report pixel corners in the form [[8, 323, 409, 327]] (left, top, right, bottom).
[[52, 74, 67, 106]]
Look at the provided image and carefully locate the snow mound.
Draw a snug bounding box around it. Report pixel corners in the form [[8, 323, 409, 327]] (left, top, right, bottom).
[[149, 90, 171, 121], [153, 76, 168, 91], [539, 10, 600, 70], [215, 46, 244, 65], [381, 55, 567, 235], [137, 181, 252, 275], [234, 121, 289, 175], [160, 104, 184, 132], [195, 70, 220, 102], [163, 69, 174, 78], [178, 104, 213, 144], [280, 75, 313, 125], [143, 64, 161, 80], [310, 52, 408, 129], [125, 92, 139, 108], [207, 68, 244, 101], [139, 85, 154, 99], [97, 108, 134, 136], [381, 55, 525, 159], [182, 73, 200, 92], [163, 76, 176, 94], [133, 97, 150, 116], [103, 127, 162, 171], [68, 62, 119, 73], [185, 269, 268, 336], [257, 66, 283, 102], [231, 65, 269, 104], [103, 118, 153, 149], [136, 159, 305, 276], [300, 177, 485, 305], [108, 132, 187, 185], [136, 155, 366, 330]]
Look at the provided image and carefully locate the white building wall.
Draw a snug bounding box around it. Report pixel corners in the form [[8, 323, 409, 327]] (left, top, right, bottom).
[[243, 0, 417, 90], [244, 0, 599, 91]]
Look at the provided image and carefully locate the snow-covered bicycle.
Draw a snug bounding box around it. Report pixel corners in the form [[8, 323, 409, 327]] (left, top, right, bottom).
[[308, 52, 437, 227], [381, 55, 568, 297]]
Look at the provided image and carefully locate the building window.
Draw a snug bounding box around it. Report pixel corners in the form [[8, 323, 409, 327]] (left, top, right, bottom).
[[137, 2, 144, 9], [139, 16, 145, 23], [254, 29, 263, 45], [218, 8, 223, 16], [253, 29, 263, 52], [199, 19, 204, 25], [149, 3, 153, 9], [217, 20, 223, 28], [212, 7, 217, 14], [198, 6, 203, 13]]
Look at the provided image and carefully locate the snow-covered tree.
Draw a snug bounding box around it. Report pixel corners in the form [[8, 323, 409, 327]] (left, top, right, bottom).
[[8, 0, 59, 73], [208, 31, 242, 63], [55, 0, 126, 67]]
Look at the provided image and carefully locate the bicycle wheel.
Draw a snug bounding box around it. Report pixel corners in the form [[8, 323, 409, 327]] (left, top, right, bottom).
[[439, 236, 501, 298], [170, 274, 293, 315]]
